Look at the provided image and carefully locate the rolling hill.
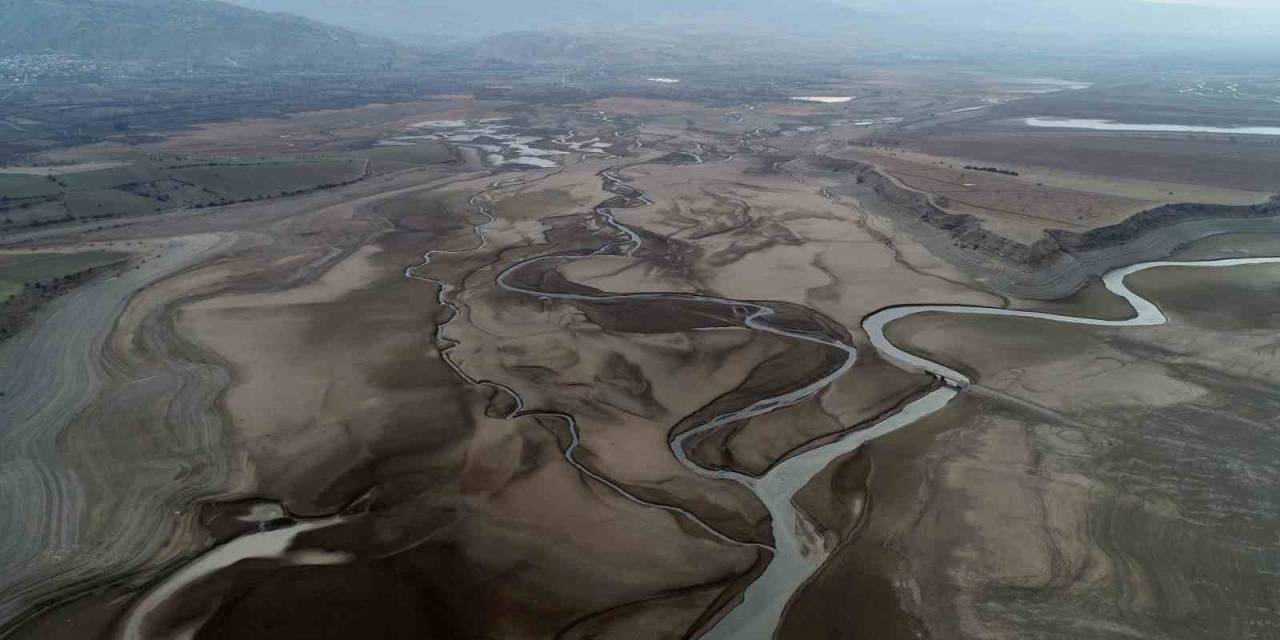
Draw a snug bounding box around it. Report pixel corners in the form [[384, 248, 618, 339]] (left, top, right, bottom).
[[0, 0, 413, 69], [225, 0, 867, 43], [226, 0, 1280, 59]]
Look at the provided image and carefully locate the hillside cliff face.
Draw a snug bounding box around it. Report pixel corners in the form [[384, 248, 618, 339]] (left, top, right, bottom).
[[813, 156, 1280, 298], [1046, 201, 1280, 253], [0, 0, 410, 68]]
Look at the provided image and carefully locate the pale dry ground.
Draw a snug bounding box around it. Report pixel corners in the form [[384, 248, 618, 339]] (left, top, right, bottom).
[[759, 103, 838, 117], [182, 243, 386, 441], [611, 158, 1001, 315], [422, 150, 1010, 518], [11, 82, 1279, 640], [587, 98, 723, 119], [469, 154, 1009, 480], [855, 146, 1273, 209], [9, 102, 827, 638], [1, 102, 837, 637], [905, 127, 1280, 196], [0, 146, 487, 635], [135, 97, 507, 158], [0, 162, 132, 176], [783, 237, 1280, 640], [445, 289, 791, 536], [172, 168, 761, 638], [591, 159, 992, 469], [559, 255, 698, 294], [414, 164, 780, 540]]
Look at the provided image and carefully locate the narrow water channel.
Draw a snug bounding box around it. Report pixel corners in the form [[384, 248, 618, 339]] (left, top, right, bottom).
[[115, 149, 1280, 640]]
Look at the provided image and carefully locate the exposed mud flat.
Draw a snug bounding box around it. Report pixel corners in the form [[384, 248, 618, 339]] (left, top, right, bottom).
[[0, 233, 239, 627], [4, 83, 1280, 640], [804, 250, 1280, 639]]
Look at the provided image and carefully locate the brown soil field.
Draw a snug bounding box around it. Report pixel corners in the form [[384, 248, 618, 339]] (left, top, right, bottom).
[[849, 147, 1160, 241], [136, 97, 502, 157], [902, 129, 1280, 195], [587, 97, 717, 117]]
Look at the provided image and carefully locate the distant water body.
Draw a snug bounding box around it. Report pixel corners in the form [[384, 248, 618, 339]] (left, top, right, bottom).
[[1025, 117, 1280, 136], [791, 96, 853, 103]]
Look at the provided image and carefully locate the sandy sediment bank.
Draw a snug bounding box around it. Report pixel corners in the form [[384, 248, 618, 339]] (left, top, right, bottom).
[[0, 233, 237, 627]]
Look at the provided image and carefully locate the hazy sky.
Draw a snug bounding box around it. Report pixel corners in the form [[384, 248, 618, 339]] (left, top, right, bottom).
[[1146, 0, 1280, 7]]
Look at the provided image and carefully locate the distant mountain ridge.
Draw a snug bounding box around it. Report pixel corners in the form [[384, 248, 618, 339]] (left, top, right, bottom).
[[0, 0, 413, 69], [4, 0, 1277, 74], [226, 0, 867, 43], [226, 0, 1280, 58], [840, 0, 1280, 46]]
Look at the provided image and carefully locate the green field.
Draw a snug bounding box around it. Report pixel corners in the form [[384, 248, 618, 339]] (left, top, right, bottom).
[[64, 189, 163, 218], [1, 157, 368, 230], [0, 251, 128, 300], [0, 174, 63, 199], [58, 164, 158, 191], [355, 141, 454, 165], [169, 160, 365, 200], [0, 141, 458, 230]]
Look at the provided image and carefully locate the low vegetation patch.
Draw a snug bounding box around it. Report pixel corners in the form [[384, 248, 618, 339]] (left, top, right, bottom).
[[0, 158, 368, 232], [964, 165, 1020, 176], [0, 250, 129, 341]]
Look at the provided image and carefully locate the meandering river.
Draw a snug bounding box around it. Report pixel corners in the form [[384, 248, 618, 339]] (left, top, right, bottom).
[[706, 255, 1280, 639], [109, 145, 1280, 639], [487, 163, 1280, 639]]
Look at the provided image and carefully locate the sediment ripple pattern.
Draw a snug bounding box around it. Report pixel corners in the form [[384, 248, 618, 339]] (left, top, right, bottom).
[[0, 234, 235, 627], [82, 140, 1280, 640], [446, 159, 1280, 638]]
